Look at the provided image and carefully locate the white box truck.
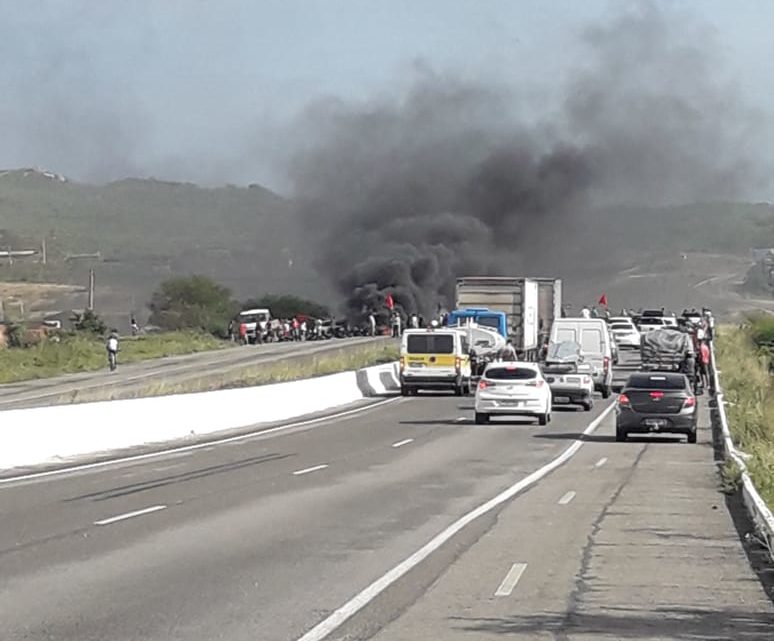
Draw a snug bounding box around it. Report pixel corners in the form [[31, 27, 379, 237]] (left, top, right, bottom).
[[455, 277, 563, 360]]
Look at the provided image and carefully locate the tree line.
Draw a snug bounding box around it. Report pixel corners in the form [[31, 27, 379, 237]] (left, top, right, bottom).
[[147, 275, 330, 337]]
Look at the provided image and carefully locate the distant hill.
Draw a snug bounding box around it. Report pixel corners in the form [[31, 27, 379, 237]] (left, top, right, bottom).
[[1, 167, 772, 326], [0, 169, 334, 326]]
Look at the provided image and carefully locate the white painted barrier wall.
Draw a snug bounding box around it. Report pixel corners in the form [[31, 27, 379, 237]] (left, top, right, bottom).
[[1, 363, 400, 471]]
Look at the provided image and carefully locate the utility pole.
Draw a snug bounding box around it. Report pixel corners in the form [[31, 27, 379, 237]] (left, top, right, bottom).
[[88, 269, 95, 310], [41, 237, 47, 265]]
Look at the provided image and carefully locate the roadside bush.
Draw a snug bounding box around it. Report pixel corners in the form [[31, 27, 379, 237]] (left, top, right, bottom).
[[72, 308, 108, 335], [716, 326, 774, 506], [148, 275, 237, 335], [746, 313, 774, 348]]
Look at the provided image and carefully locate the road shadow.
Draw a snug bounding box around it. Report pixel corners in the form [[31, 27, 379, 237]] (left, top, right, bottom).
[[725, 487, 774, 604], [64, 453, 293, 502], [532, 432, 619, 443], [450, 605, 774, 639], [399, 419, 471, 427]]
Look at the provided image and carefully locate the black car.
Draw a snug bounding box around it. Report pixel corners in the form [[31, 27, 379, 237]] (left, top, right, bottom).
[[616, 372, 697, 443]]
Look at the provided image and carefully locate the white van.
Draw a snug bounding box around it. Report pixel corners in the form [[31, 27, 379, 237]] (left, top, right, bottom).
[[548, 318, 613, 398]]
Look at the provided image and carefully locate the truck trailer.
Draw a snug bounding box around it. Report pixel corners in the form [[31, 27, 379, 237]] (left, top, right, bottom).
[[454, 276, 562, 360]]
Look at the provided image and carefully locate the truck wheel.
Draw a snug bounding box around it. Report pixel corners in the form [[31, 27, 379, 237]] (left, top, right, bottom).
[[475, 412, 489, 425], [616, 426, 627, 442]]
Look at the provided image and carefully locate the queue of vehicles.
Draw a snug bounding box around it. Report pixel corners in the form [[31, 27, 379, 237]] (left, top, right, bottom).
[[397, 280, 710, 441]]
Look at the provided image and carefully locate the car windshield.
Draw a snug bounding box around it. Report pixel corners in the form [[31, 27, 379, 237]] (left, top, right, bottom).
[[626, 374, 687, 389], [485, 366, 537, 380], [406, 334, 454, 354], [475, 316, 501, 330], [547, 341, 581, 361]]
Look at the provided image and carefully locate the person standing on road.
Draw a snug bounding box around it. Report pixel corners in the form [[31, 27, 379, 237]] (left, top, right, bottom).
[[581, 306, 591, 319], [368, 312, 377, 336], [391, 311, 401, 338], [699, 339, 711, 390], [106, 330, 119, 371], [499, 339, 518, 361]]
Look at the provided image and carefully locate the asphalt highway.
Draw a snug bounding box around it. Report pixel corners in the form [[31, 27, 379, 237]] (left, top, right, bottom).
[[1, 353, 771, 640]]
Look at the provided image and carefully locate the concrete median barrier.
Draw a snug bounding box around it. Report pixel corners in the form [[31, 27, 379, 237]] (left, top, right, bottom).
[[0, 362, 400, 472]]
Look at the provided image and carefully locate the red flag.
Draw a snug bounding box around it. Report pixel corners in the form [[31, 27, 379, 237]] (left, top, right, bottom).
[[598, 293, 608, 307], [385, 293, 394, 310]]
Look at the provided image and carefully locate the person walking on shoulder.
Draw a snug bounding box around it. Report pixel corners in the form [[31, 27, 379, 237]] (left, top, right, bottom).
[[106, 330, 119, 371]]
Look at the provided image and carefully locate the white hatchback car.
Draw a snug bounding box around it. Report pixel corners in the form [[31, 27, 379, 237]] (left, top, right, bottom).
[[474, 362, 552, 425], [609, 321, 641, 349]]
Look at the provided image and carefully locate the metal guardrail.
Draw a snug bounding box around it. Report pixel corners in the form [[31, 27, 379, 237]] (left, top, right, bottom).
[[711, 342, 774, 561]]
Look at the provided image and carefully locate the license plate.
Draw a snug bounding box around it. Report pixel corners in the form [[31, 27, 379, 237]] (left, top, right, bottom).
[[554, 396, 570, 404], [644, 418, 667, 428], [501, 400, 521, 406], [409, 362, 424, 368]]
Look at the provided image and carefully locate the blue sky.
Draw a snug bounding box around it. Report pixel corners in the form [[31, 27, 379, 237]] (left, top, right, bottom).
[[1, 1, 772, 192]]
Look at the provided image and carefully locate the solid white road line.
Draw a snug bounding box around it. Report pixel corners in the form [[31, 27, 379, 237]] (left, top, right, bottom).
[[558, 490, 576, 505], [295, 402, 616, 641], [0, 397, 401, 485], [391, 439, 414, 448], [494, 563, 528, 597], [293, 464, 329, 476], [454, 417, 467, 423], [594, 457, 608, 468], [94, 504, 167, 526]]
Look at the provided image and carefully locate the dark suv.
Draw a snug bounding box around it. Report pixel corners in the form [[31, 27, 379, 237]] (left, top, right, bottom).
[[616, 372, 697, 443]]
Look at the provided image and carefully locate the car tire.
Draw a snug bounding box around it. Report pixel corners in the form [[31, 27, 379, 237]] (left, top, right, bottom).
[[538, 413, 549, 426], [687, 430, 697, 444], [400, 385, 409, 397], [454, 385, 463, 397], [615, 426, 627, 442], [602, 386, 612, 399], [583, 400, 593, 411], [475, 412, 489, 425]]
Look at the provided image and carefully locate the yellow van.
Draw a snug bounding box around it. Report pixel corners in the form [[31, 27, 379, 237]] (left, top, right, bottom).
[[399, 327, 472, 396]]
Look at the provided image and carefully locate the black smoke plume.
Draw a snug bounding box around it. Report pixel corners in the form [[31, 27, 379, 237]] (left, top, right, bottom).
[[290, 4, 764, 320]]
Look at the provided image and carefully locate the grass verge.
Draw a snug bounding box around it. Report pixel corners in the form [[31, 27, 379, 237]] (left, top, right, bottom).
[[715, 322, 774, 507], [0, 332, 225, 384], [55, 342, 400, 404]]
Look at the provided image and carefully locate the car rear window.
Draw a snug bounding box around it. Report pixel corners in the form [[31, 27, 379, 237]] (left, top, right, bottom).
[[485, 366, 537, 380], [639, 318, 664, 325], [406, 334, 454, 354], [610, 323, 634, 330], [626, 374, 687, 389]]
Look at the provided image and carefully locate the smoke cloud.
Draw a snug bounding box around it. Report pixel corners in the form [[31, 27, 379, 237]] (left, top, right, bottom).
[[290, 4, 765, 319]]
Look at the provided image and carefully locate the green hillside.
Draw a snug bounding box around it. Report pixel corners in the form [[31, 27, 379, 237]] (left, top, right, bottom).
[[0, 170, 332, 321]]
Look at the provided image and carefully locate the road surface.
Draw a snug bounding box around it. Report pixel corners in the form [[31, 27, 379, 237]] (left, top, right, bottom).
[[1, 354, 771, 640], [0, 336, 388, 410]]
